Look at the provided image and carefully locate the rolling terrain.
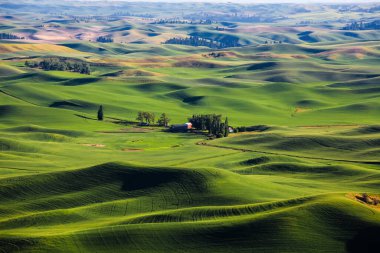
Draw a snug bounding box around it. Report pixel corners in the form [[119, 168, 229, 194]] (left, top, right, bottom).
[[0, 1, 380, 252]]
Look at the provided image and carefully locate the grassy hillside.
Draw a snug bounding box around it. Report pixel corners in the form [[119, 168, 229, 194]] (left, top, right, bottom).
[[1, 163, 379, 252], [1, 2, 380, 252]]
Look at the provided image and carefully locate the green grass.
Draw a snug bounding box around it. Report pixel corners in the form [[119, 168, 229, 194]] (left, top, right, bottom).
[[1, 8, 380, 252]]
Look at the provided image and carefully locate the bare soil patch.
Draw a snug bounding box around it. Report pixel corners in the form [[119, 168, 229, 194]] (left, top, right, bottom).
[[347, 193, 380, 211], [81, 143, 105, 148], [122, 148, 144, 152], [295, 107, 310, 114]]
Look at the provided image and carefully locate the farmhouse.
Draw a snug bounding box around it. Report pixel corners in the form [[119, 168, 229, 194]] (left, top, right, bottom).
[[170, 123, 192, 132]]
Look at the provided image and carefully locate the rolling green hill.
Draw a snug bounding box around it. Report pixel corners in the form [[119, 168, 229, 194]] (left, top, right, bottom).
[[1, 1, 380, 252]]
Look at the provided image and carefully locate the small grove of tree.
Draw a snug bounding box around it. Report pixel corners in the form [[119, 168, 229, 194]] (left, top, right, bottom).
[[136, 111, 155, 124], [164, 35, 240, 49], [264, 40, 282, 44], [97, 105, 104, 121], [343, 20, 380, 30], [152, 19, 212, 25], [157, 113, 170, 127], [189, 114, 229, 138], [0, 33, 24, 40], [96, 36, 114, 43], [25, 58, 90, 74]]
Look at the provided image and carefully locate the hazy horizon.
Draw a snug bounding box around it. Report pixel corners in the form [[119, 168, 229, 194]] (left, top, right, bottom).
[[70, 0, 380, 2]]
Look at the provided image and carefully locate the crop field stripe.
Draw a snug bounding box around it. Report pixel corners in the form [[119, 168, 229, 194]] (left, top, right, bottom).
[[199, 141, 380, 165]]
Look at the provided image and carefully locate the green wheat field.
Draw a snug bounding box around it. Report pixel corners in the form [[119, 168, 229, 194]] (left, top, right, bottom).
[[0, 1, 379, 252]]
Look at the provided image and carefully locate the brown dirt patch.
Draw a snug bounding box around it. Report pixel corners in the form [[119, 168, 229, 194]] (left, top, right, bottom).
[[81, 143, 105, 148], [347, 193, 380, 211], [122, 148, 144, 152], [0, 44, 79, 54], [295, 107, 310, 114], [316, 46, 379, 60]]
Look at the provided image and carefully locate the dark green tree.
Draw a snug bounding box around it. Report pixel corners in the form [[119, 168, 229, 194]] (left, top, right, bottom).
[[97, 105, 104, 121], [136, 111, 144, 123], [148, 113, 155, 124], [224, 117, 229, 137], [157, 113, 170, 127], [0, 33, 23, 40], [189, 114, 226, 136], [137, 111, 156, 124]]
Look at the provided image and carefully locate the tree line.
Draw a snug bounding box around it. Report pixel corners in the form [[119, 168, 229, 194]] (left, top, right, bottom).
[[264, 40, 283, 44], [164, 36, 239, 49], [136, 111, 156, 124], [183, 13, 285, 23], [96, 108, 234, 139], [152, 19, 212, 25], [96, 36, 114, 43], [97, 107, 171, 127], [66, 15, 121, 23], [343, 20, 380, 30], [189, 114, 229, 138], [111, 12, 154, 18], [137, 111, 171, 127], [25, 58, 91, 74], [0, 33, 24, 40]]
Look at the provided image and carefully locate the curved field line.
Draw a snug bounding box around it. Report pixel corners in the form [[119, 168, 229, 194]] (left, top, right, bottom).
[[196, 141, 380, 165], [0, 89, 39, 106], [168, 152, 240, 166]]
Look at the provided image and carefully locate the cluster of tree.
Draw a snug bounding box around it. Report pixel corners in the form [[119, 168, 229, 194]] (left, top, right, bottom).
[[343, 20, 380, 30], [0, 33, 24, 40], [70, 16, 120, 22], [136, 111, 156, 124], [164, 36, 239, 49], [111, 12, 154, 18], [336, 5, 380, 13], [96, 36, 114, 43], [136, 111, 171, 126], [46, 24, 61, 28], [48, 16, 121, 23], [215, 26, 226, 31], [96, 108, 171, 127], [25, 58, 91, 74], [264, 40, 283, 44], [205, 52, 226, 58], [297, 20, 328, 25], [152, 19, 212, 25], [157, 113, 171, 127], [152, 19, 189, 24], [189, 114, 229, 138], [183, 13, 285, 23], [97, 109, 233, 139]]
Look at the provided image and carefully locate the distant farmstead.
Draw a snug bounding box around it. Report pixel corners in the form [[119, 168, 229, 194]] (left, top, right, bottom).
[[170, 123, 192, 132]]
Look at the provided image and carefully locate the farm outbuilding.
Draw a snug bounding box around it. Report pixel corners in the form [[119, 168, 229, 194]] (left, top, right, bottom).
[[170, 123, 192, 132]]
